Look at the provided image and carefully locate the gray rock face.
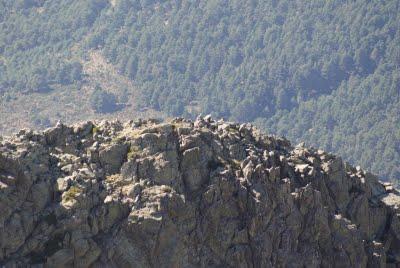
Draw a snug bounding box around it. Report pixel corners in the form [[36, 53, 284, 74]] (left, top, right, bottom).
[[0, 117, 399, 267]]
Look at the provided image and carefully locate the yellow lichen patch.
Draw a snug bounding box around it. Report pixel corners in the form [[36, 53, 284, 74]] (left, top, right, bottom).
[[115, 121, 178, 142], [170, 121, 191, 130], [127, 145, 142, 160], [106, 174, 131, 188], [227, 126, 239, 134], [116, 128, 144, 141], [231, 159, 242, 169], [63, 185, 83, 202], [111, 135, 125, 144], [105, 174, 121, 183], [92, 126, 100, 135], [213, 155, 239, 170]]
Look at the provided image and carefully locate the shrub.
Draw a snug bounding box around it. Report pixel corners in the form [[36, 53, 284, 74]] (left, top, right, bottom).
[[89, 86, 118, 113]]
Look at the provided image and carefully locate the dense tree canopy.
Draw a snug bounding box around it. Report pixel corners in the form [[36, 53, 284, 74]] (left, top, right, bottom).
[[0, 0, 399, 182]]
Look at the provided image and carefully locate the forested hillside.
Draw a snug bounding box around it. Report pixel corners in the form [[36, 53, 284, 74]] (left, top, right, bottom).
[[0, 0, 399, 181]]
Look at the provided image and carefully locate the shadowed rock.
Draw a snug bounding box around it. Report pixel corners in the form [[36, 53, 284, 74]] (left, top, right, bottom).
[[0, 117, 399, 267]]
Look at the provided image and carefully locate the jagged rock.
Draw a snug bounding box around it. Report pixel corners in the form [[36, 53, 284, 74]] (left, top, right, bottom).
[[99, 143, 128, 174], [0, 117, 399, 267], [46, 249, 74, 267]]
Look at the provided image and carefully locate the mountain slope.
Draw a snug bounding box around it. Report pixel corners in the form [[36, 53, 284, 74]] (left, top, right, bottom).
[[0, 0, 399, 181], [0, 117, 399, 266]]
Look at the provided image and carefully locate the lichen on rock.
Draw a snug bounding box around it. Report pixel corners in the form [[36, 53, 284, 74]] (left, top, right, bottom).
[[0, 116, 399, 267]]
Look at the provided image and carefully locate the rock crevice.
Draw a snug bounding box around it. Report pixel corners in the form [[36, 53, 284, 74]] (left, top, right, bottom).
[[0, 117, 399, 267]]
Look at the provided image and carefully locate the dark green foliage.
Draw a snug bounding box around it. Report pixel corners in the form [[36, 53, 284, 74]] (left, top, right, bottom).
[[126, 56, 139, 79], [89, 85, 118, 113], [0, 0, 399, 182], [31, 114, 51, 127], [56, 62, 83, 85]]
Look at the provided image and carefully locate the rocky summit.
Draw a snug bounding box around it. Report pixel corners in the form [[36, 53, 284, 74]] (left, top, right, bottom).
[[0, 116, 399, 267]]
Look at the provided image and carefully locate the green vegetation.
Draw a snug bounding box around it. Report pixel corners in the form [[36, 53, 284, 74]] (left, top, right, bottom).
[[30, 113, 51, 128], [0, 0, 399, 182], [89, 85, 118, 113]]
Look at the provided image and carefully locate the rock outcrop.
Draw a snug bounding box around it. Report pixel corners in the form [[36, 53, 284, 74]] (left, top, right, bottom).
[[0, 116, 399, 267]]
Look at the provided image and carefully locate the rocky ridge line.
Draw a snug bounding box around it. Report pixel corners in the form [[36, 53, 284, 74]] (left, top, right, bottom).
[[0, 116, 399, 267]]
